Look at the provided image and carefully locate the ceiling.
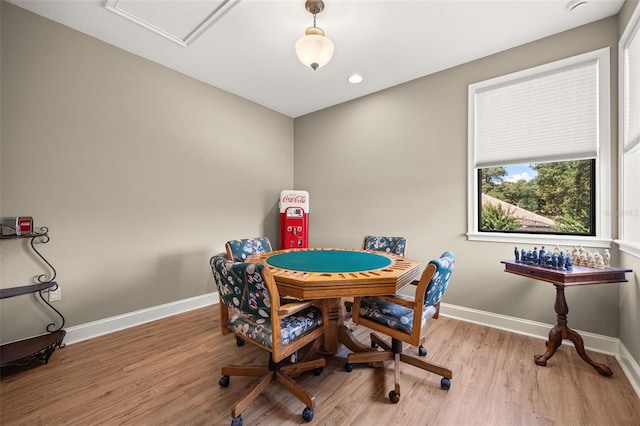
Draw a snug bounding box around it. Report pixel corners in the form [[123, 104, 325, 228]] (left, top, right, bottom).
[[9, 0, 625, 118]]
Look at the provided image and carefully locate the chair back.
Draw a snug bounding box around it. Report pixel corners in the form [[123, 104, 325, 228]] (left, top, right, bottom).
[[225, 237, 273, 261], [211, 256, 272, 318], [362, 236, 407, 256], [210, 256, 326, 362], [421, 251, 456, 307]]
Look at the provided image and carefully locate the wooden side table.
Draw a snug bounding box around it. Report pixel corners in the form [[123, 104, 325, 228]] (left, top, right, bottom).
[[501, 260, 632, 376]]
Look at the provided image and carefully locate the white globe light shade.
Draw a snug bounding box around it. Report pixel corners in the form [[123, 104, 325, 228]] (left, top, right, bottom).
[[295, 27, 334, 70]]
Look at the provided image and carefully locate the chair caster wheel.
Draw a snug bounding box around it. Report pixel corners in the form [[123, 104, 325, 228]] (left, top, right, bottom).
[[231, 415, 242, 426], [302, 407, 314, 422], [388, 390, 400, 403], [370, 341, 378, 349], [313, 367, 323, 376], [441, 377, 451, 390], [236, 337, 245, 346], [219, 375, 230, 388], [418, 345, 427, 357], [345, 363, 353, 372]]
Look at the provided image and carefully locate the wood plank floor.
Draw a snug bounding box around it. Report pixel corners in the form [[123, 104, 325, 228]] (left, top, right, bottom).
[[1, 305, 639, 425]]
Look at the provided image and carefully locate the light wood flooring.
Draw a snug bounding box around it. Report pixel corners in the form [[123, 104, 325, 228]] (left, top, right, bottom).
[[1, 304, 639, 425]]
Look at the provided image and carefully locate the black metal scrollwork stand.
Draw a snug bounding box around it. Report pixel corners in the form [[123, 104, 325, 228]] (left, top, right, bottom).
[[30, 227, 65, 332], [0, 226, 66, 370]]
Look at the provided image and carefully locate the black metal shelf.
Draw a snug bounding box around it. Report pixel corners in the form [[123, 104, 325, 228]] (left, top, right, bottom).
[[0, 226, 65, 369]]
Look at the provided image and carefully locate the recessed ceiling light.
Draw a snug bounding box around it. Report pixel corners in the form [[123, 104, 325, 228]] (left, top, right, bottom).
[[567, 0, 587, 12], [348, 74, 363, 84]]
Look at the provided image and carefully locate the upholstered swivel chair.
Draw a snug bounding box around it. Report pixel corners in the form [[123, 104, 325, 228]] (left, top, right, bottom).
[[345, 236, 407, 314], [225, 238, 275, 346], [362, 235, 407, 256], [211, 256, 328, 426], [225, 237, 273, 262], [345, 251, 455, 403]]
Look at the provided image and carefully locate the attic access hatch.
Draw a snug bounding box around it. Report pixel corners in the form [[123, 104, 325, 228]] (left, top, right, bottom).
[[105, 0, 241, 47]]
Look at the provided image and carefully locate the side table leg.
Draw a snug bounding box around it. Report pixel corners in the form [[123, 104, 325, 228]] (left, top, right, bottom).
[[534, 325, 563, 367], [535, 285, 568, 366], [565, 328, 613, 377], [534, 285, 613, 377]]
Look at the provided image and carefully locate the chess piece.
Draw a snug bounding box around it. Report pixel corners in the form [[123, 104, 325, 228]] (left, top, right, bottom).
[[595, 253, 605, 269], [532, 247, 539, 264], [580, 250, 588, 267], [558, 251, 565, 270], [586, 252, 595, 268], [539, 246, 546, 264], [565, 255, 573, 271], [521, 249, 527, 263], [554, 244, 562, 255], [603, 249, 611, 267]]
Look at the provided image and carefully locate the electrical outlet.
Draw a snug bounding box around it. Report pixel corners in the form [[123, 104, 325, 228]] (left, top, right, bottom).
[[48, 284, 61, 302]]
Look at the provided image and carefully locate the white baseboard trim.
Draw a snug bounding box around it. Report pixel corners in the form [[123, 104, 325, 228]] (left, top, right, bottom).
[[61, 296, 640, 399], [64, 292, 219, 345], [439, 302, 619, 354], [440, 302, 640, 399], [617, 343, 640, 399]]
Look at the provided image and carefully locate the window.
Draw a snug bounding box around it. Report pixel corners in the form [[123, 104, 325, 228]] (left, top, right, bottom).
[[618, 6, 640, 257], [468, 48, 611, 246], [478, 160, 595, 235]]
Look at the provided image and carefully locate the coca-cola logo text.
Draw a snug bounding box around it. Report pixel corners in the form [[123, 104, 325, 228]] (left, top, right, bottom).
[[282, 194, 307, 203]]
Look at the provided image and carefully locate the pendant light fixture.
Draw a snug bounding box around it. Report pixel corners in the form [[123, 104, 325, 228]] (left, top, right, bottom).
[[295, 0, 334, 71]]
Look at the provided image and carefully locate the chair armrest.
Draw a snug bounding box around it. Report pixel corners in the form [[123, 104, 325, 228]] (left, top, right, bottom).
[[371, 293, 417, 309], [278, 300, 321, 317]]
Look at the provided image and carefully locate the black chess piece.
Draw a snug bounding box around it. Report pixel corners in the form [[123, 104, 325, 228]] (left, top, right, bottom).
[[565, 255, 574, 271], [514, 246, 520, 262]]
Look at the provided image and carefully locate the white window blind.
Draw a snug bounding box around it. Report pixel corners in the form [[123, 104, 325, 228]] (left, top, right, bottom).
[[622, 149, 640, 241], [619, 6, 640, 253], [623, 19, 640, 154], [474, 60, 598, 168]]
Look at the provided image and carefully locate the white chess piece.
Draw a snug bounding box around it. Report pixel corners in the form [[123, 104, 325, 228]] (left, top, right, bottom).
[[603, 249, 611, 267], [572, 246, 580, 260], [595, 253, 605, 269]]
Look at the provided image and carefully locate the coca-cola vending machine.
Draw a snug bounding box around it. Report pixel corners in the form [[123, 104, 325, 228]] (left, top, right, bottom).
[[279, 190, 309, 249]]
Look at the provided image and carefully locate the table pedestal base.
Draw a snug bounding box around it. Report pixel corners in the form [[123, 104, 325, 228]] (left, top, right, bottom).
[[534, 285, 613, 377], [319, 299, 380, 361]]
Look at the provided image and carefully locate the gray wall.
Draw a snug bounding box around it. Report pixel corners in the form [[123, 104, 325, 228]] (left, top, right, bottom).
[[1, 0, 638, 370], [294, 17, 625, 339], [0, 3, 293, 342]]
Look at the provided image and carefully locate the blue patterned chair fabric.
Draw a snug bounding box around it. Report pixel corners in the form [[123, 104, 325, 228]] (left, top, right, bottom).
[[210, 256, 328, 422], [211, 256, 323, 350], [347, 251, 455, 401], [225, 237, 273, 261], [357, 251, 455, 335], [363, 236, 407, 256]]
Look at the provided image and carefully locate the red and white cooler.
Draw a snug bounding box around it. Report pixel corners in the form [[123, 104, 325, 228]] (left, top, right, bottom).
[[279, 190, 309, 249]]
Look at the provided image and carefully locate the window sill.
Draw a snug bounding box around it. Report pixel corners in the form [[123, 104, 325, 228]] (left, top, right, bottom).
[[615, 240, 640, 259], [467, 232, 613, 248]]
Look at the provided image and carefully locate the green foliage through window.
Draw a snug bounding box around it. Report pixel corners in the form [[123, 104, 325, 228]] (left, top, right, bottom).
[[481, 204, 520, 231], [479, 160, 594, 235]]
